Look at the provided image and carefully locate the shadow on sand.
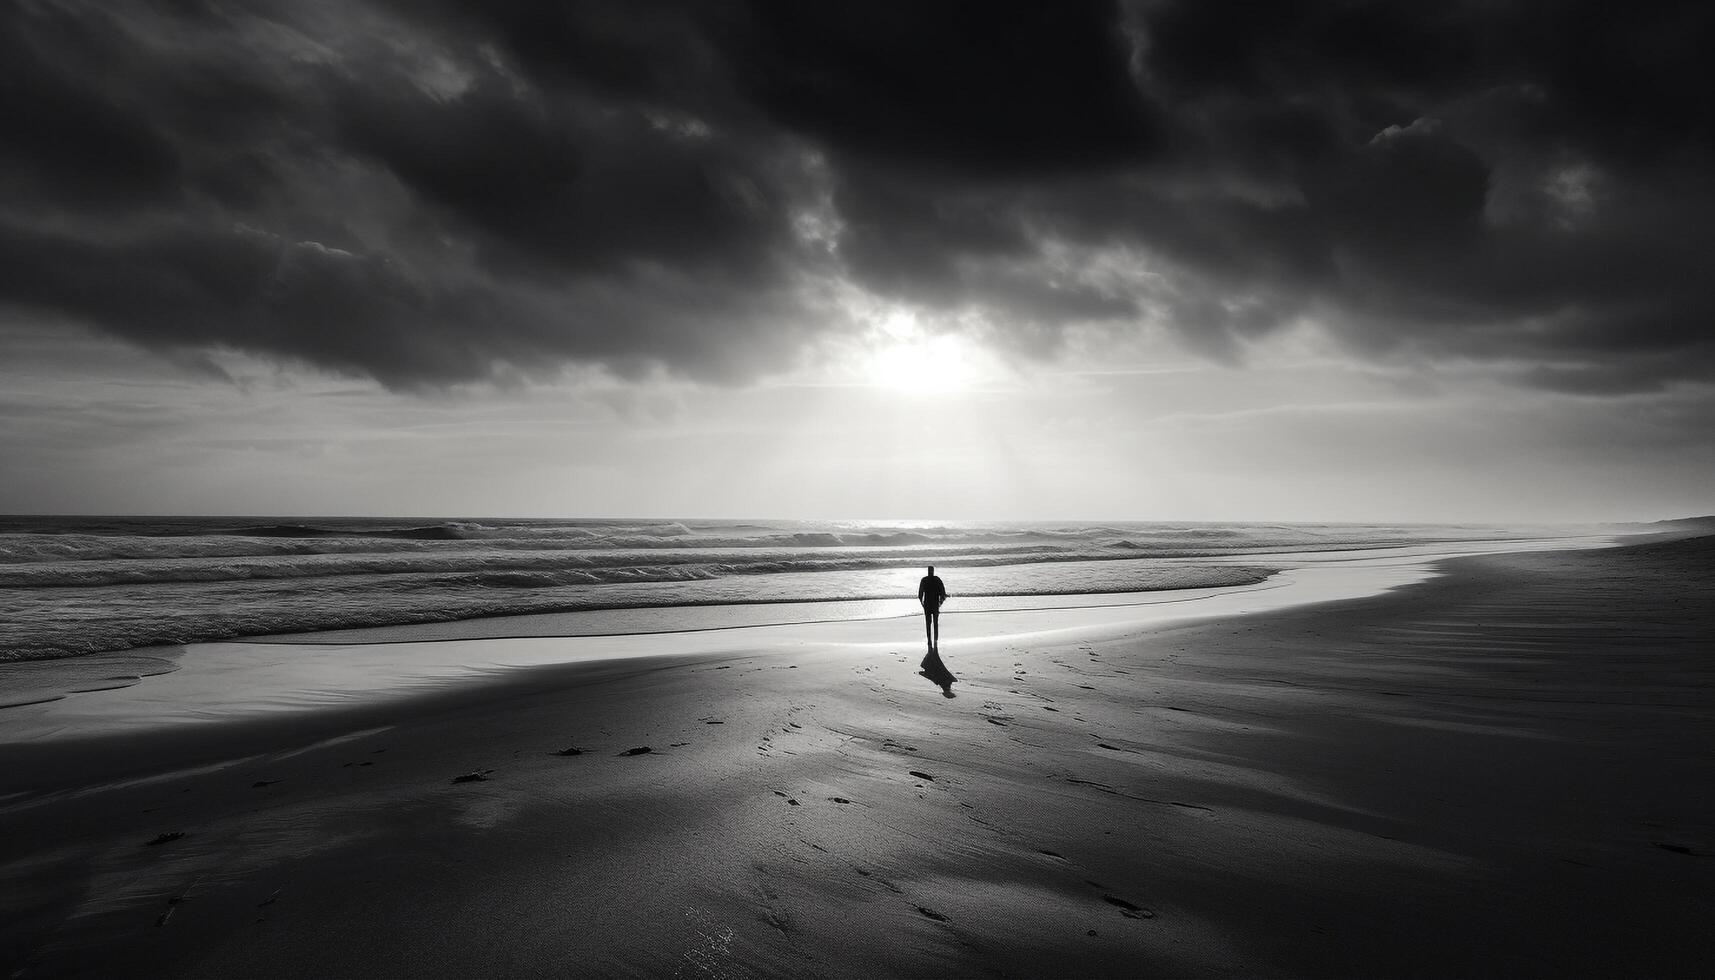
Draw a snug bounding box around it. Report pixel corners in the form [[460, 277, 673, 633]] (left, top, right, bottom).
[[918, 648, 956, 698]]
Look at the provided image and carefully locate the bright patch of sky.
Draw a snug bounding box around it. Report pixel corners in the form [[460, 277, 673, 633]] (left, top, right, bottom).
[[5, 314, 1709, 522]]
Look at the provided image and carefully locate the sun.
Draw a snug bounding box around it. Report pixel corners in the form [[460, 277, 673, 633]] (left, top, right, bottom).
[[864, 336, 974, 391], [859, 314, 984, 394]]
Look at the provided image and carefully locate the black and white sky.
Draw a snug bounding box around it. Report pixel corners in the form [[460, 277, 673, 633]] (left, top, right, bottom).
[[2, 0, 1711, 520]]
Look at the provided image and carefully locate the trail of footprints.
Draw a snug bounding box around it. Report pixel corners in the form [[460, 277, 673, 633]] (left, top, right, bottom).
[[145, 660, 1161, 939], [757, 752, 1160, 934]]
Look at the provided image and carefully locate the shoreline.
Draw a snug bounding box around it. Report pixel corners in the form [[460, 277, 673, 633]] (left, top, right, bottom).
[[0, 534, 1624, 741], [237, 531, 1630, 646], [3, 533, 1710, 977], [0, 527, 1626, 666]]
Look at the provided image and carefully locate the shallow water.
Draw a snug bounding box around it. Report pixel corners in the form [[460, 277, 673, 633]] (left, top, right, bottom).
[[0, 534, 1623, 739], [0, 516, 1558, 661]]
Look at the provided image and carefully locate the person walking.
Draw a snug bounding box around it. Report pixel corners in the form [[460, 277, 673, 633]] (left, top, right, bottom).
[[916, 565, 955, 696], [918, 565, 948, 652]]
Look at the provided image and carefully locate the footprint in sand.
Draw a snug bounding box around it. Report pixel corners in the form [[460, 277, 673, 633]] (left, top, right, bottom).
[[908, 770, 935, 782], [619, 746, 654, 756], [1103, 895, 1156, 919], [915, 905, 949, 922], [156, 893, 187, 927], [451, 770, 494, 783], [144, 831, 186, 847]]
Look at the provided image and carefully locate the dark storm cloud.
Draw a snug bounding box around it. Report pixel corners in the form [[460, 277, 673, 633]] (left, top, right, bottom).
[[0, 0, 1711, 391], [334, 72, 790, 282], [0, 6, 183, 208], [727, 2, 1162, 179]]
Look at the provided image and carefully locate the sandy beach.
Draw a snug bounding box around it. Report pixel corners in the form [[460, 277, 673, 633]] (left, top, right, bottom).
[[5, 2, 1712, 977], [3, 534, 1711, 978]]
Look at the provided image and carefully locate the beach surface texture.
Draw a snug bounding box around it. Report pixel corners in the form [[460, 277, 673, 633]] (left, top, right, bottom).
[[2, 534, 1711, 977]]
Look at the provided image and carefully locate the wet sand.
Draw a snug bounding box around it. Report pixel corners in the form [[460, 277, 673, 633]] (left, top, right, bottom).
[[2, 535, 1711, 977]]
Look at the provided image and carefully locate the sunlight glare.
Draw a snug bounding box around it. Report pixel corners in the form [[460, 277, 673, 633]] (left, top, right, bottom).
[[859, 310, 983, 394]]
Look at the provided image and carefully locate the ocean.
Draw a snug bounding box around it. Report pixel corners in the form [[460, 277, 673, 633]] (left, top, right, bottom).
[[0, 516, 1548, 663]]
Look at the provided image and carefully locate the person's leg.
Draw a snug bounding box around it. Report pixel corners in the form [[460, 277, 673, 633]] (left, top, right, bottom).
[[930, 609, 939, 651], [924, 608, 934, 650]]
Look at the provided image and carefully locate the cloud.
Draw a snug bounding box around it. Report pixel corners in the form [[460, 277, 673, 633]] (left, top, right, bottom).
[[725, 2, 1164, 179], [0, 0, 1710, 394]]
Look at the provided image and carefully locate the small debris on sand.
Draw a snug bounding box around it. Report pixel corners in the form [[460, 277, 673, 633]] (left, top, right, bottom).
[[619, 746, 653, 756], [145, 832, 185, 847]]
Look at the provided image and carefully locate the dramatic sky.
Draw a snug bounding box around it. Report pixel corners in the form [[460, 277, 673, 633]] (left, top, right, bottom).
[[2, 0, 1711, 521]]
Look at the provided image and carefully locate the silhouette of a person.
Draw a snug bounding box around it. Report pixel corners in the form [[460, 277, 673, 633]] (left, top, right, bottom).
[[916, 565, 955, 696], [918, 565, 948, 652]]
